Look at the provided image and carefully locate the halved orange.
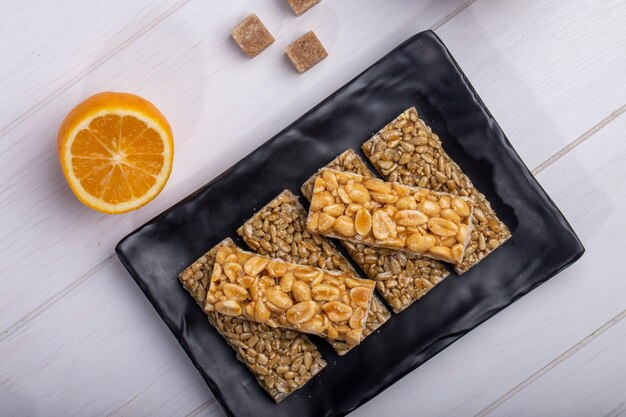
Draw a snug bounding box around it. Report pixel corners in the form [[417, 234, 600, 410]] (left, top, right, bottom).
[[58, 92, 174, 214]]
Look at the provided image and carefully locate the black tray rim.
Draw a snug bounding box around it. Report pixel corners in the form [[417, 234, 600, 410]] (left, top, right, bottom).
[[116, 30, 585, 417]]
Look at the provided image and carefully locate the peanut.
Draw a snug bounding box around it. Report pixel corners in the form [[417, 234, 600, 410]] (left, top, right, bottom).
[[345, 329, 361, 346], [372, 210, 396, 240], [348, 307, 366, 329], [292, 280, 311, 302], [456, 223, 469, 244], [429, 246, 455, 263], [419, 199, 440, 216], [266, 260, 287, 277], [323, 301, 353, 322], [406, 233, 436, 252], [243, 256, 270, 276], [451, 243, 464, 263], [254, 300, 271, 322], [452, 197, 470, 217], [354, 208, 372, 236], [322, 170, 338, 191], [286, 301, 319, 324], [441, 208, 461, 224], [394, 209, 428, 226], [222, 283, 248, 301], [215, 247, 233, 264], [299, 317, 325, 333], [293, 266, 322, 281], [279, 271, 294, 292], [266, 288, 293, 311], [337, 187, 352, 204], [311, 284, 340, 301], [427, 218, 458, 237], [223, 262, 242, 281], [349, 286, 371, 308], [371, 191, 397, 204], [333, 215, 356, 237], [345, 203, 363, 216], [317, 212, 336, 232], [395, 196, 417, 210], [348, 182, 370, 203], [215, 300, 242, 316], [322, 203, 345, 217], [310, 190, 334, 211]]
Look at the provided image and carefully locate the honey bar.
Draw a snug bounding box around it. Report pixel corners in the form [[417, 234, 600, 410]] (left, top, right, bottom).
[[205, 246, 376, 347], [307, 169, 474, 264], [302, 150, 449, 313], [237, 189, 390, 355], [362, 107, 511, 273], [285, 31, 328, 73], [231, 14, 274, 58], [179, 238, 326, 402]]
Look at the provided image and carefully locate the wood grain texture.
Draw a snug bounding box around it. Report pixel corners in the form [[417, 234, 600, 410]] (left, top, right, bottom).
[[0, 0, 467, 334], [437, 0, 626, 169], [0, 259, 214, 417], [0, 0, 624, 416], [0, 0, 186, 134], [487, 312, 626, 417]]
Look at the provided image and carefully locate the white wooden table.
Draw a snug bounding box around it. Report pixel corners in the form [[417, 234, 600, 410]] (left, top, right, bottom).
[[1, 1, 625, 416]]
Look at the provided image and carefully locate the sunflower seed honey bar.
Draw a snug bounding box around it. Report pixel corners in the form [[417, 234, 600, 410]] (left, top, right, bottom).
[[307, 169, 474, 264], [301, 150, 449, 313], [237, 189, 390, 355], [361, 107, 511, 274], [179, 238, 326, 402], [205, 246, 376, 347]]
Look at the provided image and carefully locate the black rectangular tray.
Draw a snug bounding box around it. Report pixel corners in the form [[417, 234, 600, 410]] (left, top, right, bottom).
[[116, 30, 584, 417]]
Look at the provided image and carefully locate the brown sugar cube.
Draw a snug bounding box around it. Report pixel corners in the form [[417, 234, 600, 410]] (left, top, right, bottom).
[[285, 31, 328, 73], [286, 0, 320, 16], [231, 14, 274, 58]]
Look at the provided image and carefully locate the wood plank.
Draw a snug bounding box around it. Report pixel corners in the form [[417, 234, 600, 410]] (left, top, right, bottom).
[[436, 0, 626, 169], [1, 1, 624, 415], [0, 0, 185, 134], [355, 112, 626, 416], [487, 314, 626, 417], [0, 259, 215, 417], [0, 0, 466, 333]]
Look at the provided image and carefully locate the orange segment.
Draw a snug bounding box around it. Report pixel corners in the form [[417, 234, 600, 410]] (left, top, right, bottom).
[[89, 114, 122, 152], [125, 154, 165, 175], [58, 92, 173, 214], [124, 127, 164, 155], [72, 130, 112, 159], [101, 164, 133, 204], [121, 164, 157, 196], [120, 115, 148, 150], [79, 163, 114, 198]]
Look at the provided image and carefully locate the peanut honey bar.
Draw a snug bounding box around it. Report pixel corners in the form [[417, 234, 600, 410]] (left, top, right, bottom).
[[179, 238, 326, 402], [205, 246, 376, 347], [231, 14, 274, 58], [362, 107, 512, 274], [286, 0, 320, 16], [307, 169, 474, 264], [285, 31, 328, 73], [302, 150, 449, 313], [237, 189, 390, 355]]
